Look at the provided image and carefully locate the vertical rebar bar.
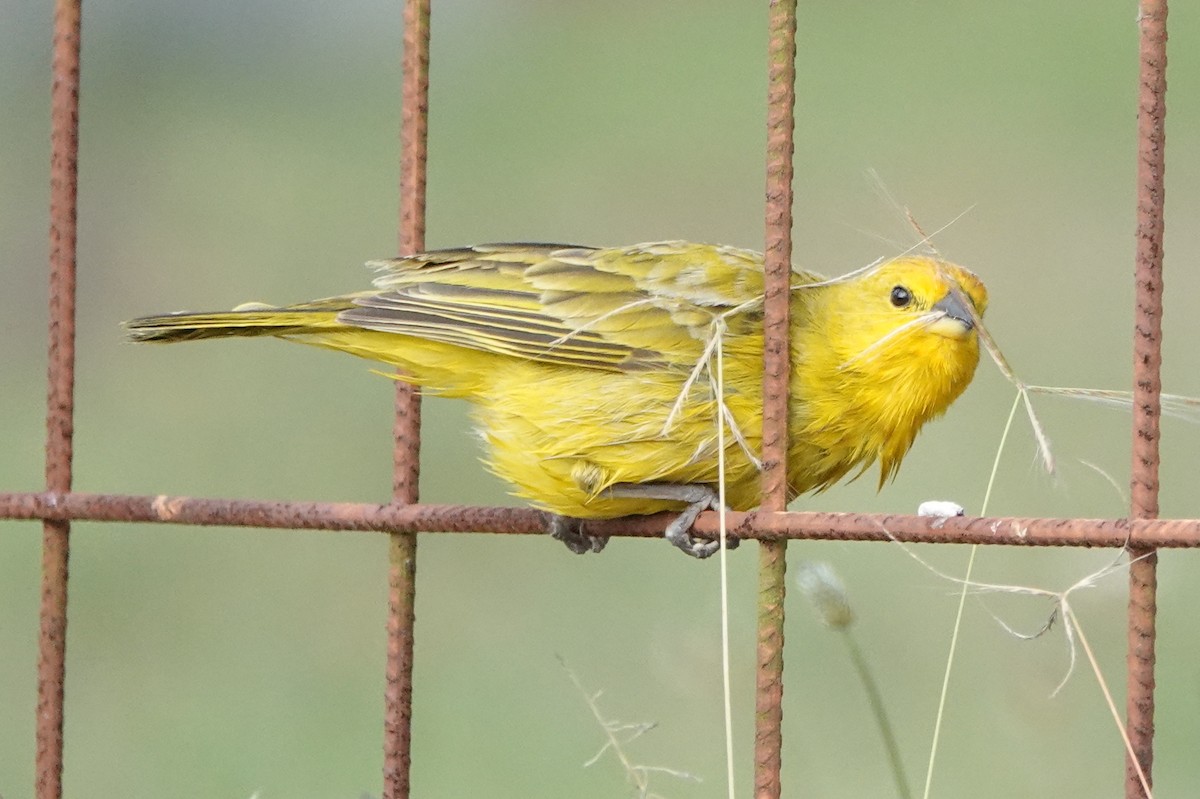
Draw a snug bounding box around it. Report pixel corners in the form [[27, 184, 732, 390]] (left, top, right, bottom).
[[384, 2, 430, 798], [37, 1, 82, 797], [756, 1, 796, 797], [394, 0, 429, 505], [1127, 2, 1166, 796]]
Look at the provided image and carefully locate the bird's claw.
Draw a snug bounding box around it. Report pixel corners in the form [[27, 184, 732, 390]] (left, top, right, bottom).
[[662, 490, 738, 559], [546, 513, 608, 555], [666, 530, 740, 559], [546, 484, 737, 558]]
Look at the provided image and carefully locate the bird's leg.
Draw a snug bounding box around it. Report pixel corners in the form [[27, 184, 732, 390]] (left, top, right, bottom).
[[606, 482, 738, 559], [545, 513, 608, 555]]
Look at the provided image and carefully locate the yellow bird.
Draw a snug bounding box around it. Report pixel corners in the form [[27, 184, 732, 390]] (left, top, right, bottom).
[[126, 241, 987, 558]]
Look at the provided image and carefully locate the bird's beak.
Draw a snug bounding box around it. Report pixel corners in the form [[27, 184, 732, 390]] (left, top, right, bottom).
[[928, 290, 975, 339]]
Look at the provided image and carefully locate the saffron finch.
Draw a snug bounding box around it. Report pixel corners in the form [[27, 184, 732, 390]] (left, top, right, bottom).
[[127, 241, 987, 558]]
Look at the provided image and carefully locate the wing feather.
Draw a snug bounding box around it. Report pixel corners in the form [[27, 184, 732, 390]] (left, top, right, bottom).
[[338, 241, 820, 371]]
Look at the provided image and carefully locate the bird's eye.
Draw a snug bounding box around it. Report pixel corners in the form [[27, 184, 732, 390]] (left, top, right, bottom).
[[890, 286, 912, 308]]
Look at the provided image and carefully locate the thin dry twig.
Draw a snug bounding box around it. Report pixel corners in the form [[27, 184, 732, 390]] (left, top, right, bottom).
[[1028, 385, 1200, 424], [878, 526, 1156, 799], [559, 656, 701, 799], [714, 331, 737, 799]]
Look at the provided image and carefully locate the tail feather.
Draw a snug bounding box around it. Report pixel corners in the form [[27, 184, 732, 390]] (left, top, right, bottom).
[[124, 297, 356, 343]]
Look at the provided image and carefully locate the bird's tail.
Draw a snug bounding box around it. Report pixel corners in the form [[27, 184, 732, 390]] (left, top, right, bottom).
[[124, 297, 359, 343], [126, 293, 494, 396]]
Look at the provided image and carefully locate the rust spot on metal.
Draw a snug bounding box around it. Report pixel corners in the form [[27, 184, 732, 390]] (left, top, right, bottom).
[[151, 494, 187, 520]]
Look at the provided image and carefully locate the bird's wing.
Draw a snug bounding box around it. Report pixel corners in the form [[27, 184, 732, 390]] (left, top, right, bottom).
[[339, 241, 816, 371]]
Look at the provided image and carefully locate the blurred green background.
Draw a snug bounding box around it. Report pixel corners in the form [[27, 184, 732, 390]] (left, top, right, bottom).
[[3, 1, 1199, 796]]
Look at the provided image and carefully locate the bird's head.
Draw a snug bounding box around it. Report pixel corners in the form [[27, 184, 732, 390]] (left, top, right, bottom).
[[788, 255, 989, 490], [816, 256, 987, 372]]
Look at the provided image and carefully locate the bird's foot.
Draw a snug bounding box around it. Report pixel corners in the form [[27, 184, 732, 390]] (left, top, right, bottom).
[[608, 482, 738, 559], [545, 513, 608, 554]]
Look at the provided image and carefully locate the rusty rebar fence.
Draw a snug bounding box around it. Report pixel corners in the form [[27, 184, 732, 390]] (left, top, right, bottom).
[[4, 1, 1186, 798], [383, 1, 430, 794]]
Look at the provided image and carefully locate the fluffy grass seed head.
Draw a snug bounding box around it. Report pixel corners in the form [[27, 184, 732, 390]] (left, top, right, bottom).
[[795, 560, 855, 630]]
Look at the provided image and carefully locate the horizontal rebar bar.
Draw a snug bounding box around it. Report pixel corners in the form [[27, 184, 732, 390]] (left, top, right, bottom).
[[3, 491, 1200, 548]]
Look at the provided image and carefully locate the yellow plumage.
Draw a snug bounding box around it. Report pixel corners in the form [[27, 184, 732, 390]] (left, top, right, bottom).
[[127, 241, 987, 554]]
